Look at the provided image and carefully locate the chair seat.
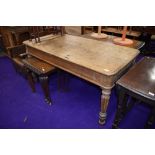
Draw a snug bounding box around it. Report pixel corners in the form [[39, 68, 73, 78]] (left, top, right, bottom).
[[22, 56, 55, 75]]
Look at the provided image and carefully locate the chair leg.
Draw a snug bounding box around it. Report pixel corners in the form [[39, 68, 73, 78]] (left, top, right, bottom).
[[39, 75, 52, 105], [26, 69, 36, 92], [112, 88, 128, 129], [145, 108, 155, 129]]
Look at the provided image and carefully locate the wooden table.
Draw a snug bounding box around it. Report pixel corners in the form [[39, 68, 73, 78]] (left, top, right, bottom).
[[113, 57, 155, 128], [23, 34, 140, 125]]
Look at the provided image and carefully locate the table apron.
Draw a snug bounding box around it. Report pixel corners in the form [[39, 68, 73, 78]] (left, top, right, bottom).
[[26, 46, 116, 89]]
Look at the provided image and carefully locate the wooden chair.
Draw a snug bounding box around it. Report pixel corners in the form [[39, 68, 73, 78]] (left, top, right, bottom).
[[112, 57, 155, 128]]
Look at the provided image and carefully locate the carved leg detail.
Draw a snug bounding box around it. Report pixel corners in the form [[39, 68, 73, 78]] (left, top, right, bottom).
[[99, 88, 111, 125], [39, 76, 52, 105]]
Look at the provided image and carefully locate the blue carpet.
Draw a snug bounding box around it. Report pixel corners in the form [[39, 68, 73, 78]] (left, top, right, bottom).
[[0, 54, 155, 129]]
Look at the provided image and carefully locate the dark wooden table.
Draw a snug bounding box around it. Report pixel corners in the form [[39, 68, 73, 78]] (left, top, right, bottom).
[[113, 57, 155, 128]]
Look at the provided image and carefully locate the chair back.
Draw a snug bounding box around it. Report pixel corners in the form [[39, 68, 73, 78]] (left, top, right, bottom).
[[28, 26, 64, 43]]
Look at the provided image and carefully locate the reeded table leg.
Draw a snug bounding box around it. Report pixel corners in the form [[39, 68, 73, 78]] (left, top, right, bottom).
[[99, 88, 111, 125]]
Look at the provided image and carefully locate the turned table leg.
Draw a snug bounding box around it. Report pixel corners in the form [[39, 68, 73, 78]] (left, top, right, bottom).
[[39, 75, 52, 105], [99, 88, 112, 125]]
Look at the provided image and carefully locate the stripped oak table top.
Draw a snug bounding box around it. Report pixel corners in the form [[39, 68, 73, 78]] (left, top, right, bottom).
[[24, 34, 139, 76]]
